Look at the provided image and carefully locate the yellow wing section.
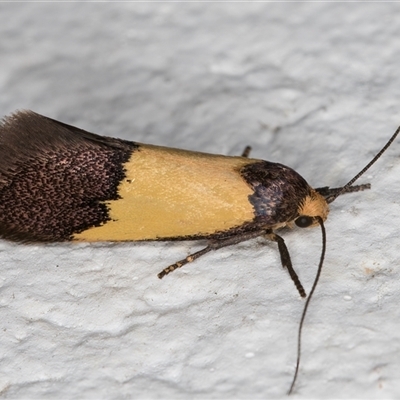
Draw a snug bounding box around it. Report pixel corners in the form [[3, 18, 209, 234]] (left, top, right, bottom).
[[73, 144, 258, 241]]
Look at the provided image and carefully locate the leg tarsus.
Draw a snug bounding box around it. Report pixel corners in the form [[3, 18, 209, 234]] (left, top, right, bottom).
[[265, 232, 306, 298], [158, 229, 266, 279], [158, 246, 213, 279]]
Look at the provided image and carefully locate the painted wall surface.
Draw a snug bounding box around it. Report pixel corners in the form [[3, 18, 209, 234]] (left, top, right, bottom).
[[0, 3, 399, 399]]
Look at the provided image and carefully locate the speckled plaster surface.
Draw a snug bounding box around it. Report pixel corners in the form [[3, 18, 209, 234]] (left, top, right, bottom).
[[0, 3, 400, 399]]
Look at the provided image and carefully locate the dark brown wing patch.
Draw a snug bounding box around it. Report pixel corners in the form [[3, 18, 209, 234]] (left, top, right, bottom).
[[0, 111, 137, 242]]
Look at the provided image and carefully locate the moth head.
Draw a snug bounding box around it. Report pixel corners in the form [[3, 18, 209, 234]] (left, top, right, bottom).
[[295, 189, 329, 228]]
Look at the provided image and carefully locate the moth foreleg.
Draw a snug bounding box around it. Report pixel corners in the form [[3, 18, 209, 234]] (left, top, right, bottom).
[[265, 232, 306, 298]]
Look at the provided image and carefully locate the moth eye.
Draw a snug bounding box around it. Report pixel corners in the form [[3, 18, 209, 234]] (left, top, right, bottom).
[[295, 216, 314, 228]]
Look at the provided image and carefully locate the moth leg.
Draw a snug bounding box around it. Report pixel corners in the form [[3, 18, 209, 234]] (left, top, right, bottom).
[[157, 246, 214, 279], [158, 229, 266, 279], [241, 146, 252, 158], [316, 184, 370, 198], [265, 232, 306, 298]]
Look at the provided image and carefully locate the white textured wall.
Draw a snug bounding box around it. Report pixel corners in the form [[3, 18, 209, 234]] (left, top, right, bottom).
[[0, 3, 399, 399]]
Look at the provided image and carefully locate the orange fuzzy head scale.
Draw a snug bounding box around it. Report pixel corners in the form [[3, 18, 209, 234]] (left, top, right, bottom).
[[297, 189, 329, 227]]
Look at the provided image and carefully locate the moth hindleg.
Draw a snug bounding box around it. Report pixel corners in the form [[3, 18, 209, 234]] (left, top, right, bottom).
[[158, 229, 266, 279]]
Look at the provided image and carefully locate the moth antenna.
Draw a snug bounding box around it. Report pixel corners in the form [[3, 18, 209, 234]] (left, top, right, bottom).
[[288, 217, 326, 395], [327, 125, 400, 204], [289, 125, 399, 393]]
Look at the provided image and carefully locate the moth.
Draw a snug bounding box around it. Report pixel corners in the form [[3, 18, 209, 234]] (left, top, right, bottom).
[[0, 110, 397, 394]]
